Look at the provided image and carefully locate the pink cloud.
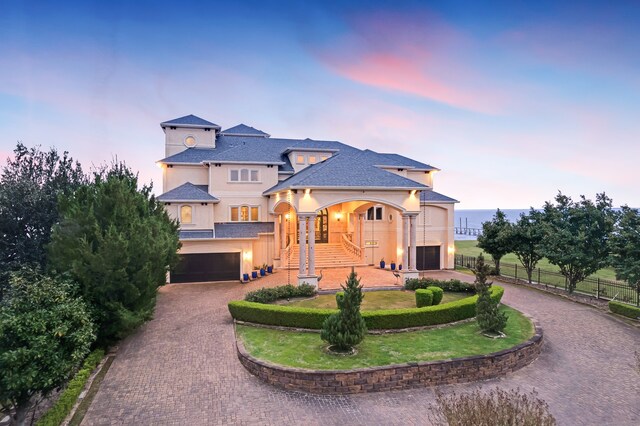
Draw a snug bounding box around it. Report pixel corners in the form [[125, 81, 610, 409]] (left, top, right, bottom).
[[310, 10, 510, 114]]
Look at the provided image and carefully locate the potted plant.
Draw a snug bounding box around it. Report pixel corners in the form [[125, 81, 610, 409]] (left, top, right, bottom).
[[260, 264, 266, 277], [267, 265, 273, 274], [390, 260, 396, 270], [242, 273, 250, 282], [252, 266, 259, 279], [379, 258, 386, 269]]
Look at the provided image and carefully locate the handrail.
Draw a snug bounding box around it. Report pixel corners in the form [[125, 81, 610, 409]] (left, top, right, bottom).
[[282, 238, 292, 261], [341, 233, 362, 259]]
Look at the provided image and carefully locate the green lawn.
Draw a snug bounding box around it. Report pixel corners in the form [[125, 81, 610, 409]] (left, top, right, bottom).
[[455, 240, 618, 281], [278, 290, 469, 310], [236, 306, 534, 370]]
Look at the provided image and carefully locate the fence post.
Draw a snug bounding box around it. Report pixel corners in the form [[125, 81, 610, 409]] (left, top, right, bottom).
[[539, 268, 543, 288], [596, 278, 600, 299], [515, 264, 518, 281], [564, 276, 568, 291]]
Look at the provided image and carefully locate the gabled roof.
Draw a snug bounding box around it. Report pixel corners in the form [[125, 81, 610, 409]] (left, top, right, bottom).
[[264, 151, 428, 194], [363, 150, 439, 171], [420, 190, 458, 203], [221, 124, 270, 137], [157, 182, 219, 203], [160, 115, 221, 129]]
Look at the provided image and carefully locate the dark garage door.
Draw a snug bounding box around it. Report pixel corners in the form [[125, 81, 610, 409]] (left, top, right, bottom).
[[416, 246, 440, 270], [171, 253, 240, 283]]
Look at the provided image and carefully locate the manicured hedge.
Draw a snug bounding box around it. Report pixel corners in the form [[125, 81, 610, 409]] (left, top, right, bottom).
[[427, 286, 444, 305], [36, 349, 105, 426], [244, 284, 316, 304], [609, 300, 640, 320], [404, 278, 475, 293], [415, 289, 433, 307], [229, 286, 504, 330]]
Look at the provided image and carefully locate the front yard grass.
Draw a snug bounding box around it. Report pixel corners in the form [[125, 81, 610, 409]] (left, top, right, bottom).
[[236, 305, 533, 370], [277, 290, 469, 310]]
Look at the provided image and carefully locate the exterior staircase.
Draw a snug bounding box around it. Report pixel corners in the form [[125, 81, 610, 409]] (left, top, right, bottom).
[[280, 243, 367, 270]]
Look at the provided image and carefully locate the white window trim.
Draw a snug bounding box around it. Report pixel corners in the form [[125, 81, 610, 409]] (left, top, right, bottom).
[[365, 206, 384, 221], [229, 205, 260, 222], [228, 168, 261, 183]]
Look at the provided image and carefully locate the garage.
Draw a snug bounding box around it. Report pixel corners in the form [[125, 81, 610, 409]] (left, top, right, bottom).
[[170, 252, 240, 283], [416, 246, 441, 270]]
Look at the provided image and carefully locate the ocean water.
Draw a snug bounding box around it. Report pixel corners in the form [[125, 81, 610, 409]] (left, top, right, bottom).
[[454, 209, 529, 241]]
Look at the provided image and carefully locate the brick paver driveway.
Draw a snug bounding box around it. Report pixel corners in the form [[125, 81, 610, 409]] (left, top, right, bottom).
[[83, 269, 640, 425]]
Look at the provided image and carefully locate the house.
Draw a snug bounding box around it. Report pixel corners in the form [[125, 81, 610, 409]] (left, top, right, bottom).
[[157, 114, 458, 286]]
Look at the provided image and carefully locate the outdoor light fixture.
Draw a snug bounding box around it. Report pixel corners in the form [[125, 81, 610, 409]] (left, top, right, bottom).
[[335, 212, 343, 221], [448, 245, 455, 255], [410, 190, 416, 196], [285, 213, 290, 220], [397, 248, 404, 257], [243, 251, 252, 261], [305, 188, 311, 195]]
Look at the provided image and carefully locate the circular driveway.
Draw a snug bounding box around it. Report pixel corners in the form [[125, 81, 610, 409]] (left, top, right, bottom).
[[82, 270, 640, 425]]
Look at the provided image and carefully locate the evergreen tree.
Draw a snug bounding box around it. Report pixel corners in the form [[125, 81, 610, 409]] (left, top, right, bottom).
[[0, 143, 85, 298], [477, 209, 512, 275], [609, 206, 640, 301], [321, 270, 367, 351], [48, 162, 180, 346], [508, 209, 545, 283], [474, 254, 508, 334]]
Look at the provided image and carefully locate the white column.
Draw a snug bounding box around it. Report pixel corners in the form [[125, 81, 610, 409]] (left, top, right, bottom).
[[402, 215, 409, 269], [298, 215, 307, 276], [308, 214, 316, 276], [274, 214, 281, 259], [359, 214, 364, 248], [410, 215, 417, 270], [281, 214, 287, 251]]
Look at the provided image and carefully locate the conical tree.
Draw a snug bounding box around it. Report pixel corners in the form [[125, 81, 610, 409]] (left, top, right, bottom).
[[474, 254, 508, 334], [321, 269, 367, 352]]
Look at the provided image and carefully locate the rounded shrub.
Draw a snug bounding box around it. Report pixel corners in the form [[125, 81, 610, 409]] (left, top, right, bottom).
[[229, 286, 504, 330], [415, 289, 433, 308], [404, 278, 475, 293], [427, 286, 444, 305], [608, 300, 640, 320]]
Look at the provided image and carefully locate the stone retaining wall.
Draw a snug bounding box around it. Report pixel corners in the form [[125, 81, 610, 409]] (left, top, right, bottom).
[[236, 322, 543, 394]]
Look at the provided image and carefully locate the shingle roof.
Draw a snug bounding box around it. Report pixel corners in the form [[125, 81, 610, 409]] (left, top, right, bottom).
[[180, 230, 214, 239], [363, 150, 438, 171], [264, 151, 428, 194], [157, 182, 219, 202], [161, 115, 220, 129], [221, 124, 270, 137], [420, 190, 458, 203], [214, 222, 274, 238]]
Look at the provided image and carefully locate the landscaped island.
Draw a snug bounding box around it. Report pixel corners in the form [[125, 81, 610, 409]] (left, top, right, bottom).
[[228, 276, 543, 393]]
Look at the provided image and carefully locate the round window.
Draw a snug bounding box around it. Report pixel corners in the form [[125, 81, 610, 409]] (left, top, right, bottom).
[[184, 136, 197, 147]]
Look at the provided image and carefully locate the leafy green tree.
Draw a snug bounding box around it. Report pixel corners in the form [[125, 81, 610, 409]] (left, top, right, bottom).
[[609, 206, 640, 302], [477, 209, 512, 275], [321, 270, 367, 352], [539, 192, 615, 293], [509, 209, 545, 283], [474, 254, 507, 334], [0, 268, 95, 425], [0, 143, 85, 298], [48, 163, 180, 346]]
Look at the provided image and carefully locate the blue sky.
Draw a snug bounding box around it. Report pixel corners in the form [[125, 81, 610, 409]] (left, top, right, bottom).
[[1, 0, 639, 208]]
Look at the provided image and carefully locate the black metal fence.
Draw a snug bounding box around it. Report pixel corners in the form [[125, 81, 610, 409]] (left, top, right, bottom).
[[455, 254, 639, 306]]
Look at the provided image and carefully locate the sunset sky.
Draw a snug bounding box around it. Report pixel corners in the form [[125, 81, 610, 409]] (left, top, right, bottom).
[[1, 0, 639, 209]]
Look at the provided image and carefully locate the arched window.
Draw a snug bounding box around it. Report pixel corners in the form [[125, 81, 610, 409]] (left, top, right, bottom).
[[180, 205, 192, 224]]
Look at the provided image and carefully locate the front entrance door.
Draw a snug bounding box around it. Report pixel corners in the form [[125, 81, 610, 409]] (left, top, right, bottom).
[[297, 209, 329, 243]]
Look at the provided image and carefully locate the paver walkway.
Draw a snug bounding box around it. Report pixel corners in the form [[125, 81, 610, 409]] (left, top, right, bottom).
[[82, 270, 640, 425]]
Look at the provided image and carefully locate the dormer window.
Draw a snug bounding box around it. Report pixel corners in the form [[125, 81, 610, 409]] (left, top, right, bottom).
[[308, 155, 317, 164], [296, 155, 305, 165], [320, 155, 328, 161], [229, 168, 260, 182], [180, 205, 193, 224]]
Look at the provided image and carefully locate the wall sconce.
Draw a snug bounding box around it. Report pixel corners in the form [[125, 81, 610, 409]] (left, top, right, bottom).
[[243, 251, 252, 261], [410, 190, 416, 196], [335, 212, 343, 222], [397, 248, 404, 258], [285, 213, 291, 220], [448, 245, 455, 255], [304, 188, 311, 195]]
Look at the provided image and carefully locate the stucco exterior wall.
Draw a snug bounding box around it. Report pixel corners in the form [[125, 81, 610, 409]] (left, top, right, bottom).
[[164, 127, 216, 157], [415, 203, 455, 269], [163, 165, 209, 193], [164, 202, 214, 230]]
